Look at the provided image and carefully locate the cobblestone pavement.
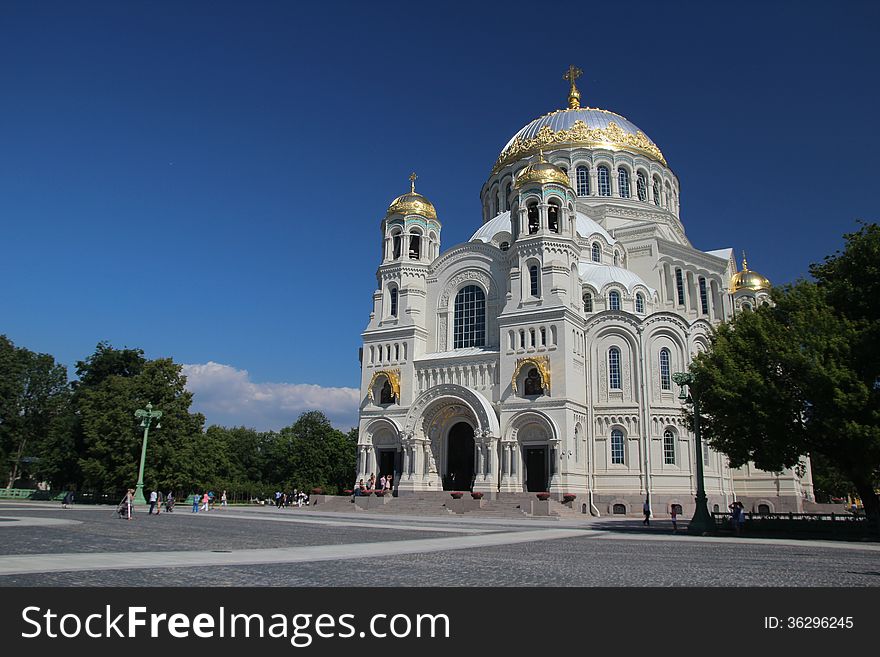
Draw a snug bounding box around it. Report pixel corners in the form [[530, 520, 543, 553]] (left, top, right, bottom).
[[1, 502, 878, 586]]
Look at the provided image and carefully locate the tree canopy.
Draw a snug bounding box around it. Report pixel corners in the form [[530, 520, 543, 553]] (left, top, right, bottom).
[[691, 224, 880, 523]]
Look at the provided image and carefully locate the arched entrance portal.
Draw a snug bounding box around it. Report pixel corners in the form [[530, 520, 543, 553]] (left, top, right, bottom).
[[444, 422, 475, 491]]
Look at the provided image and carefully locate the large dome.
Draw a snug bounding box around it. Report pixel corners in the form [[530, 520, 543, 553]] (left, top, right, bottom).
[[493, 107, 666, 173]]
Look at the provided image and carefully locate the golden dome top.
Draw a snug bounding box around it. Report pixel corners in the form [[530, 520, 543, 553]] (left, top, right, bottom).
[[730, 253, 771, 292], [514, 151, 572, 189], [386, 173, 437, 220]]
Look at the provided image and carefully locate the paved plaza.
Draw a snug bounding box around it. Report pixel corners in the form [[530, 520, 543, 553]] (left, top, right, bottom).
[[1, 501, 878, 586]]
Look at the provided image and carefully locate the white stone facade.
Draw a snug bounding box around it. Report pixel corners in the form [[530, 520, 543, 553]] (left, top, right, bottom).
[[356, 89, 813, 516]]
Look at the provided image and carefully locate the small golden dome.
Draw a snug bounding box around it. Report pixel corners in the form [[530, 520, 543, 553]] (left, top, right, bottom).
[[386, 173, 437, 220], [514, 152, 572, 189], [730, 253, 771, 292]]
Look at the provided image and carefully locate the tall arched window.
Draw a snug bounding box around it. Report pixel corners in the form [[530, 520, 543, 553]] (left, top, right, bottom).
[[608, 347, 621, 389], [611, 429, 624, 464], [583, 292, 593, 313], [597, 165, 611, 196], [527, 204, 539, 234], [389, 287, 398, 318], [663, 429, 676, 465], [453, 285, 486, 349], [659, 348, 671, 390], [408, 231, 421, 259], [635, 293, 644, 314], [576, 166, 589, 196], [529, 265, 539, 297], [608, 290, 621, 311], [618, 167, 630, 198], [636, 171, 647, 202], [653, 176, 662, 206], [392, 232, 402, 259], [591, 242, 601, 263], [675, 268, 685, 306], [699, 277, 709, 315], [503, 182, 512, 211], [548, 203, 559, 233]]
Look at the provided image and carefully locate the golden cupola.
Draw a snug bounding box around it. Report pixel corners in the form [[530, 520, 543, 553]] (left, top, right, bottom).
[[386, 173, 437, 221], [514, 151, 572, 189], [730, 253, 771, 292]]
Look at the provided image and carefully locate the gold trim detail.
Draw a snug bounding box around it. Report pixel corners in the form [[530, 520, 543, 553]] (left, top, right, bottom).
[[493, 118, 666, 173], [563, 65, 583, 110], [511, 356, 551, 394], [367, 369, 401, 402]]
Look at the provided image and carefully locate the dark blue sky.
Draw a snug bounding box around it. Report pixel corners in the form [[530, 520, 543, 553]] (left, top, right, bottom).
[[2, 1, 878, 425]]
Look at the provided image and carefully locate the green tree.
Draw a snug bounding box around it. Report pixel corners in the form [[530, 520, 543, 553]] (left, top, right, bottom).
[[74, 344, 205, 493], [265, 411, 356, 494], [0, 336, 70, 488], [691, 226, 880, 525]]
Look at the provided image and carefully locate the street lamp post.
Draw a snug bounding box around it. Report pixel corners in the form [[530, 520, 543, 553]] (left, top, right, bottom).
[[133, 402, 162, 505], [671, 372, 715, 534]]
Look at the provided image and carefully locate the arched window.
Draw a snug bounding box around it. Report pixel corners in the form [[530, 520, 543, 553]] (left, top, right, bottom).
[[636, 171, 647, 202], [618, 167, 630, 198], [659, 348, 671, 390], [741, 302, 752, 312], [519, 330, 525, 349], [576, 166, 590, 196], [529, 265, 539, 297], [613, 251, 620, 266], [613, 503, 626, 514], [757, 504, 770, 515], [635, 293, 644, 314], [663, 429, 676, 464], [699, 277, 709, 315], [527, 204, 539, 234], [548, 203, 559, 233], [389, 287, 398, 317], [503, 182, 512, 211], [540, 327, 546, 346], [703, 441, 710, 465], [675, 268, 685, 306], [591, 242, 601, 263], [608, 347, 621, 389], [392, 232, 402, 259], [597, 165, 611, 196], [611, 429, 624, 464], [653, 177, 662, 206], [529, 328, 535, 347], [608, 290, 621, 311], [453, 285, 486, 349], [408, 232, 421, 259], [499, 242, 510, 251], [583, 292, 593, 313]]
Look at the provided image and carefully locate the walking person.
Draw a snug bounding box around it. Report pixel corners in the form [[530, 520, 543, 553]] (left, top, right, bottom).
[[220, 490, 227, 508], [148, 489, 158, 515], [166, 491, 174, 512], [156, 490, 163, 515], [670, 506, 678, 533], [642, 499, 651, 526], [729, 501, 742, 535], [126, 488, 134, 520], [61, 490, 74, 509], [192, 492, 200, 513], [201, 491, 210, 512]]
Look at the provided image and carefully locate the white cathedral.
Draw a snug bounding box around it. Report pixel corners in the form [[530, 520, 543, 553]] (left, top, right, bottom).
[[356, 68, 814, 516]]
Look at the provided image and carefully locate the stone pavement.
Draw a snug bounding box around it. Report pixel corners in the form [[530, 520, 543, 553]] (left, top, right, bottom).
[[1, 501, 878, 586]]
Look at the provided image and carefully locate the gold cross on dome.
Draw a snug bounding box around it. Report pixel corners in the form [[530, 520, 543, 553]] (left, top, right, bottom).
[[409, 172, 417, 193], [563, 65, 583, 109]]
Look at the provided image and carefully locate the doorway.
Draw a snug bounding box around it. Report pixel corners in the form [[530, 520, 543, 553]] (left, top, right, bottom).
[[525, 446, 548, 492], [377, 450, 395, 487], [444, 422, 475, 491]]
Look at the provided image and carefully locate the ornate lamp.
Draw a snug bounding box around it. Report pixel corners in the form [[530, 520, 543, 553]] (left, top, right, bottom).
[[672, 372, 715, 534], [132, 402, 163, 505]]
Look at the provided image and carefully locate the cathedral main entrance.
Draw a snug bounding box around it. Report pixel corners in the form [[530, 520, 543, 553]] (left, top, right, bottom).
[[444, 422, 475, 491], [525, 446, 548, 492]]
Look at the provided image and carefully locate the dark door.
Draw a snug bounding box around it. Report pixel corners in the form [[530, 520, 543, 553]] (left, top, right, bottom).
[[445, 422, 475, 491], [525, 447, 548, 492], [378, 450, 395, 484]]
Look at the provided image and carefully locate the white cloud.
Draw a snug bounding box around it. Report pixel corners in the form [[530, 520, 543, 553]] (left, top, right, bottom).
[[182, 362, 359, 431]]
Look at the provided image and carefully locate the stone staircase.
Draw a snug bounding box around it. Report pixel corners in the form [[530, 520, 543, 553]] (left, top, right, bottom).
[[310, 492, 590, 520]]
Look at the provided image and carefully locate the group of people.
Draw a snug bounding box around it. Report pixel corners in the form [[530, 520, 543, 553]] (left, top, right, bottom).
[[273, 489, 309, 508], [729, 500, 746, 534], [191, 490, 227, 512], [353, 473, 392, 496], [148, 489, 175, 514]]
